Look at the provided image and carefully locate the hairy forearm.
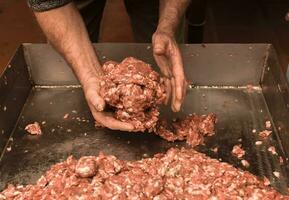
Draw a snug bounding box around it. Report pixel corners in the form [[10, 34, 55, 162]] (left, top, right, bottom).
[[158, 0, 190, 34], [34, 3, 101, 85]]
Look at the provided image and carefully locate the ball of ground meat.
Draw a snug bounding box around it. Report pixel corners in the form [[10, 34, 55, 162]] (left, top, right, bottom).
[[75, 157, 98, 178], [99, 57, 166, 131]]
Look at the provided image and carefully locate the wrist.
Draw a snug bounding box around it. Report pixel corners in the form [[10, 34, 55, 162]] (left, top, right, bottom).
[[155, 26, 175, 37], [76, 65, 102, 88]]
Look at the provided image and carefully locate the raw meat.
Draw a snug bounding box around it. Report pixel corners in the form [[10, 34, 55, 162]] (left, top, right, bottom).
[[273, 171, 280, 178], [259, 130, 272, 140], [24, 122, 42, 135], [63, 113, 69, 119], [99, 57, 166, 131], [98, 57, 216, 148], [155, 113, 216, 147], [265, 121, 272, 129], [75, 156, 98, 178], [1, 148, 288, 199], [241, 159, 250, 168], [232, 144, 246, 159], [268, 146, 277, 155]]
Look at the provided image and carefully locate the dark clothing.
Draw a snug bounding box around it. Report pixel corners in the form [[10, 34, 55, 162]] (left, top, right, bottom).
[[124, 0, 159, 43], [186, 0, 207, 43], [28, 0, 72, 12], [28, 0, 159, 43], [78, 0, 106, 42], [27, 0, 207, 43]]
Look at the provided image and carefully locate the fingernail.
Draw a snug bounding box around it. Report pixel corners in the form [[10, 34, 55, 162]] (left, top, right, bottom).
[[93, 99, 105, 112], [173, 102, 181, 112]]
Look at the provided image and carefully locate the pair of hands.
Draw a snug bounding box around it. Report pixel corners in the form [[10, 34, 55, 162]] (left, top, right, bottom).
[[84, 31, 187, 132]]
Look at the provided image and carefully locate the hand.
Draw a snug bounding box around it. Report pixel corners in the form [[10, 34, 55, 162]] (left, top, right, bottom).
[[82, 76, 135, 131], [152, 31, 187, 112]]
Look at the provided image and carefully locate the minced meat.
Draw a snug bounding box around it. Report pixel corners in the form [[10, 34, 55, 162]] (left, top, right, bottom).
[[1, 148, 288, 199], [99, 57, 166, 132]]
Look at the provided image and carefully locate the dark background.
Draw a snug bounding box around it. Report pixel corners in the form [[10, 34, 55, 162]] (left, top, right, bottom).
[[0, 0, 288, 72]]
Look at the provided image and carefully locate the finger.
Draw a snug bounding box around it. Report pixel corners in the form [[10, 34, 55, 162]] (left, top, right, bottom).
[[89, 106, 135, 131], [153, 35, 173, 78], [153, 54, 173, 78], [164, 77, 171, 105], [95, 112, 135, 131], [171, 78, 180, 112], [91, 95, 106, 112], [169, 45, 185, 107], [86, 87, 106, 112], [182, 79, 188, 100], [153, 35, 168, 55]]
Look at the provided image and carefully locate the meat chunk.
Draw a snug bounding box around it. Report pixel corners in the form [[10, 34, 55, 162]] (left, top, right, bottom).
[[268, 146, 277, 155], [265, 121, 272, 129], [99, 57, 166, 131], [259, 130, 272, 140], [25, 122, 42, 135], [232, 144, 246, 159], [75, 156, 97, 178], [155, 113, 216, 147], [1, 148, 288, 199], [241, 159, 250, 168]]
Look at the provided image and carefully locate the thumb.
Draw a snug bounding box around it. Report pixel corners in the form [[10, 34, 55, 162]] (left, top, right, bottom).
[[90, 91, 105, 112], [153, 37, 167, 55]]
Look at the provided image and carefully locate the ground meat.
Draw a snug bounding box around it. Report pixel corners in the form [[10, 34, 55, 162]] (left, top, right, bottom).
[[265, 121, 272, 129], [24, 122, 42, 135], [273, 171, 280, 178], [98, 57, 216, 148], [99, 57, 166, 131], [241, 159, 250, 168], [232, 144, 246, 159], [155, 113, 216, 147], [279, 156, 284, 164], [75, 156, 97, 178], [268, 146, 277, 155], [211, 147, 219, 153], [1, 148, 288, 199], [63, 113, 69, 119], [259, 130, 272, 140]]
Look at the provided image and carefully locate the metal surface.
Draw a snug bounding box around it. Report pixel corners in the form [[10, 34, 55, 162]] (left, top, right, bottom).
[[0, 43, 289, 194], [23, 43, 268, 86], [0, 46, 32, 154]]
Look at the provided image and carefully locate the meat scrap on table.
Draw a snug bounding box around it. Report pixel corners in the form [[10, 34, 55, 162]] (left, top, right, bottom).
[[268, 146, 277, 155], [232, 144, 246, 159], [155, 113, 216, 147], [25, 122, 42, 135], [259, 130, 272, 140]]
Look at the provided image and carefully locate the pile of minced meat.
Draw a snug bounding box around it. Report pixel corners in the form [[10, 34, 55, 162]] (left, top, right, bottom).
[[2, 57, 288, 199]]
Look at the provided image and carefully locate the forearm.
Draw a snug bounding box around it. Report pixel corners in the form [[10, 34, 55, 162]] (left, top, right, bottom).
[[158, 0, 190, 35], [34, 2, 101, 85]]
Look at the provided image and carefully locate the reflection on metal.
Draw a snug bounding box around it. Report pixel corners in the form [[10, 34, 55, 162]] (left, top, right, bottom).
[[34, 85, 82, 89], [0, 43, 289, 194]]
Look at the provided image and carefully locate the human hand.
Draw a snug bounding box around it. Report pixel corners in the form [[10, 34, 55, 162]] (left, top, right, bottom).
[[152, 31, 187, 112], [82, 76, 135, 131]]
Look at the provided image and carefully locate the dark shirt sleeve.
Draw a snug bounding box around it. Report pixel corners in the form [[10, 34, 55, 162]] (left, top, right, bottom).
[[27, 0, 72, 12]]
